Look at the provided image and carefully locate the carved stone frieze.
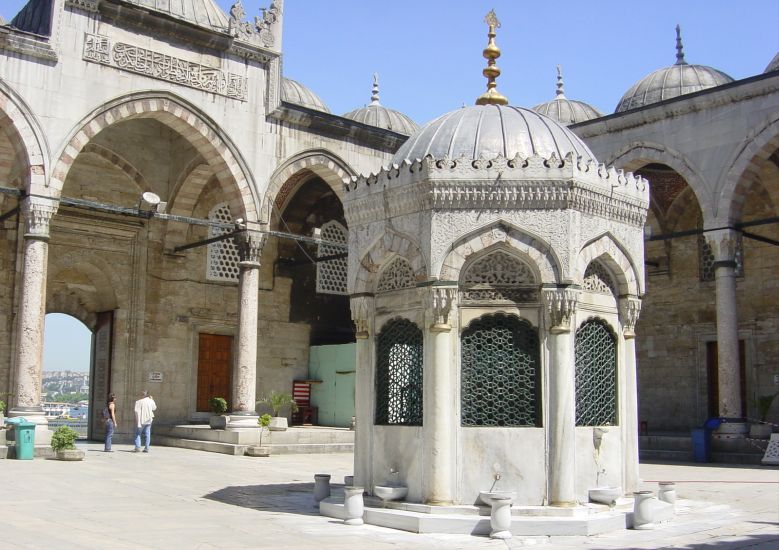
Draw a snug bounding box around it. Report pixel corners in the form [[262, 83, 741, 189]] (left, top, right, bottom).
[[350, 294, 374, 338], [542, 287, 579, 332], [430, 286, 456, 329], [704, 228, 739, 264], [82, 33, 248, 100], [234, 230, 266, 265], [619, 296, 642, 338], [228, 0, 282, 50], [65, 0, 100, 13], [23, 197, 58, 239]]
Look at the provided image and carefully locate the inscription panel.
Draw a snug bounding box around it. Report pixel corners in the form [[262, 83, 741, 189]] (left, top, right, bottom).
[[83, 33, 248, 101]]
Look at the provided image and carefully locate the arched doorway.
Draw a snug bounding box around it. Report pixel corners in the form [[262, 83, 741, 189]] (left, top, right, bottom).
[[42, 313, 92, 438]]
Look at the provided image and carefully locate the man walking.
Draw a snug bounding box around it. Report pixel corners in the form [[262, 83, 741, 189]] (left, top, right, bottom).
[[134, 390, 157, 453]]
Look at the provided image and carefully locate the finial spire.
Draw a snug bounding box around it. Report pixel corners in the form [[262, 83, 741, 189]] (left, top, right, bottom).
[[371, 73, 381, 105], [675, 24, 687, 65], [555, 65, 566, 98], [475, 10, 509, 106]]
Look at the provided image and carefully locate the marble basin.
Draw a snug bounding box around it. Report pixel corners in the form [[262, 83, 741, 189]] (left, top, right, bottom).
[[479, 490, 515, 506], [373, 485, 408, 502], [588, 486, 622, 505]]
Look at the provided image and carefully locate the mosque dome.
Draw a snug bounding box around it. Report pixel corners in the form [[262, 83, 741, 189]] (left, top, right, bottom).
[[532, 66, 602, 126], [281, 78, 331, 113], [392, 104, 597, 165], [765, 52, 779, 73], [616, 26, 734, 113], [343, 75, 419, 135], [121, 0, 230, 32]]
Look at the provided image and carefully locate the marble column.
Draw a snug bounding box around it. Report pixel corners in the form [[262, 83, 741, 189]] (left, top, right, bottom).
[[350, 294, 374, 489], [543, 286, 579, 507], [10, 196, 58, 443], [423, 285, 456, 505], [228, 230, 265, 428], [706, 229, 744, 427], [619, 296, 642, 493]]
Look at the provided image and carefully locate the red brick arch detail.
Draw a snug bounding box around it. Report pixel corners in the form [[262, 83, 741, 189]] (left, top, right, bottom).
[[81, 143, 151, 194], [721, 115, 779, 223], [49, 95, 257, 220], [0, 84, 48, 191]]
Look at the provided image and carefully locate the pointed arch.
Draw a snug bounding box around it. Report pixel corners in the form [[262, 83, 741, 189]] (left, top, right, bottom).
[[49, 92, 258, 220], [352, 229, 426, 294], [577, 233, 642, 296], [81, 143, 152, 194], [0, 80, 49, 191], [438, 221, 560, 285]]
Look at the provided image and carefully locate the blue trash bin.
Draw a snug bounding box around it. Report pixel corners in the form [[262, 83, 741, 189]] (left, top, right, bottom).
[[4, 417, 35, 460], [691, 428, 710, 463]]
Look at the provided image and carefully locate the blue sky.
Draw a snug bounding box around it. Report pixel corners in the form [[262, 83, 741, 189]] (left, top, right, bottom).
[[3, 1, 777, 371]]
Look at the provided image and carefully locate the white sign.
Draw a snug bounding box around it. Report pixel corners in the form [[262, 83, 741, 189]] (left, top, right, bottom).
[[148, 372, 163, 383]]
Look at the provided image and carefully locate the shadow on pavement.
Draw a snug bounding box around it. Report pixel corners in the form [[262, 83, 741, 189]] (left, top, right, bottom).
[[205, 482, 345, 516]]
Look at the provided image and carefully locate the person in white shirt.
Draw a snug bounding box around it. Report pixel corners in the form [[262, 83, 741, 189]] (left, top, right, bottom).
[[133, 390, 157, 453]]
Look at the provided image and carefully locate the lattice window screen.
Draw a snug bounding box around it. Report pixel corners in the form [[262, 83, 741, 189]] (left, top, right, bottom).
[[461, 250, 537, 302], [207, 203, 240, 282], [699, 235, 743, 282], [316, 220, 348, 295], [375, 318, 423, 425], [582, 260, 618, 296], [461, 313, 541, 427], [377, 257, 416, 292], [575, 319, 617, 426]]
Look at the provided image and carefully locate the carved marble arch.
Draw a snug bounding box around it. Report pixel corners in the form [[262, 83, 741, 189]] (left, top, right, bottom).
[[581, 260, 618, 298], [376, 256, 416, 293], [438, 222, 559, 285], [576, 234, 641, 296], [265, 149, 356, 220], [607, 141, 711, 219], [459, 247, 540, 303], [353, 230, 426, 294], [49, 92, 258, 221], [0, 81, 48, 192], [721, 115, 779, 223]]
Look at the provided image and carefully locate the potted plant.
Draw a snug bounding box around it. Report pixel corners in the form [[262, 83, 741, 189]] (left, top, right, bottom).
[[257, 391, 298, 431], [0, 398, 5, 426], [246, 414, 273, 457], [209, 396, 229, 429], [750, 391, 778, 439], [51, 425, 84, 461]]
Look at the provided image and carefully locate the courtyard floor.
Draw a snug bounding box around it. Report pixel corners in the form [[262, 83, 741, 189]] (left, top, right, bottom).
[[0, 442, 777, 549]]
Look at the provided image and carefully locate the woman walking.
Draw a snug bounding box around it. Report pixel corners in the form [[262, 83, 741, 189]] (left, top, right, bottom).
[[104, 392, 117, 452]]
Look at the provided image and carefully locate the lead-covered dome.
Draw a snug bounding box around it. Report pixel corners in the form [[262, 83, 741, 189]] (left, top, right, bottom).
[[533, 66, 602, 126], [765, 52, 779, 73], [281, 78, 331, 113], [392, 104, 597, 165], [343, 75, 419, 135], [616, 26, 733, 113]]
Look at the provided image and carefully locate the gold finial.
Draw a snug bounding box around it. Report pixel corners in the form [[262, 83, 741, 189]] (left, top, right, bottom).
[[475, 9, 508, 106]]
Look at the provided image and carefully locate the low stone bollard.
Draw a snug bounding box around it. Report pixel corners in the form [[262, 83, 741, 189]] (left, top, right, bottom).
[[343, 486, 365, 525], [489, 495, 513, 539], [658, 481, 676, 506], [314, 474, 331, 502]]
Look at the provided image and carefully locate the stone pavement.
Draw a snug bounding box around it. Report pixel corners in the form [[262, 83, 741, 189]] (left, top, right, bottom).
[[0, 442, 777, 549]]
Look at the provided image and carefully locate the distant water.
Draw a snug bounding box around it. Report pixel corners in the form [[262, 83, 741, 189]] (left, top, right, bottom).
[[48, 418, 88, 439]]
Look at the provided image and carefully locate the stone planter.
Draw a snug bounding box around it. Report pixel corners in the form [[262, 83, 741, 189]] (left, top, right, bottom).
[[314, 474, 331, 502], [269, 416, 288, 431], [56, 449, 85, 461], [343, 486, 364, 525], [749, 422, 773, 439], [209, 415, 229, 430], [246, 445, 271, 457]]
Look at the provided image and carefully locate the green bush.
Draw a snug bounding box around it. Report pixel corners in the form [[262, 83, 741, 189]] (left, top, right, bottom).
[[209, 397, 228, 415], [258, 413, 272, 428], [257, 391, 298, 417], [51, 425, 79, 451], [0, 400, 5, 415]]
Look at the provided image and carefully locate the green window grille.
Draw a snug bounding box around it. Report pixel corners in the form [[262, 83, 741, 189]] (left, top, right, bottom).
[[575, 318, 617, 426], [375, 318, 423, 425], [461, 313, 541, 427]]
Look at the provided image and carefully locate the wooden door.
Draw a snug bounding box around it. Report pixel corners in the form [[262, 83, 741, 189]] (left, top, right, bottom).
[[197, 333, 233, 412], [706, 340, 746, 418]]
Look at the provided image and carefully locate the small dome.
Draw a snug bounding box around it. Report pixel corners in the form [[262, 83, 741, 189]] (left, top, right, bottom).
[[532, 66, 602, 125], [765, 52, 779, 73], [281, 78, 331, 113], [122, 0, 229, 32], [616, 26, 734, 113], [343, 75, 419, 135], [392, 104, 597, 165]]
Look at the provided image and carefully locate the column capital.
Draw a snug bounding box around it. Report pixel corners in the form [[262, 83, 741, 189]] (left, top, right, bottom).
[[429, 285, 457, 332], [234, 229, 266, 265], [350, 294, 374, 339], [542, 286, 579, 333], [704, 228, 739, 263], [22, 196, 58, 239], [619, 295, 642, 339]]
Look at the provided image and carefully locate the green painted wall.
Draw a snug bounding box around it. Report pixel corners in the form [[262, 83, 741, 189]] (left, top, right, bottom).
[[308, 343, 356, 427]]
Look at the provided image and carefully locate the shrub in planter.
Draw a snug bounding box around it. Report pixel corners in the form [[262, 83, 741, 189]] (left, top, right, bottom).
[[209, 397, 229, 429], [51, 425, 84, 460], [257, 391, 298, 431], [750, 392, 778, 438], [247, 414, 273, 457]]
